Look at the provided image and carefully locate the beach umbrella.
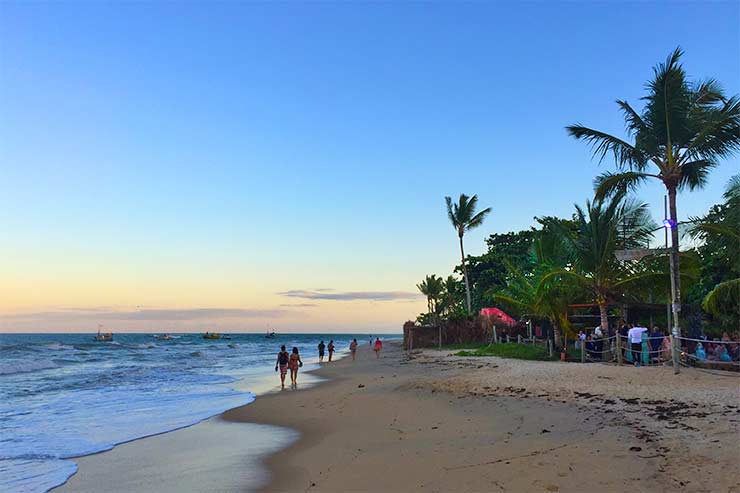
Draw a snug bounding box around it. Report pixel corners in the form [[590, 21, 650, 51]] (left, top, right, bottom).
[[479, 307, 516, 326]]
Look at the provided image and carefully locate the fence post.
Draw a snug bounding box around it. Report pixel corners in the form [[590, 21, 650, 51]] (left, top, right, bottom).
[[409, 327, 413, 353], [547, 338, 553, 358], [615, 335, 623, 366], [580, 341, 585, 363], [517, 334, 522, 344], [438, 325, 442, 351], [492, 326, 498, 344], [670, 330, 680, 375]]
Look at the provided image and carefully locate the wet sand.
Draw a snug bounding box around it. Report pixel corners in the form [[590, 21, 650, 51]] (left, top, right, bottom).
[[58, 342, 740, 492]]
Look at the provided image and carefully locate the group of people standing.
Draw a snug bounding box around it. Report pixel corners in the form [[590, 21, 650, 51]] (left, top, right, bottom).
[[275, 337, 384, 389]]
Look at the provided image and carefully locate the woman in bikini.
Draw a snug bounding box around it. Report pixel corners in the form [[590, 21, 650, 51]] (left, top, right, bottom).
[[288, 346, 303, 387], [349, 338, 358, 361], [275, 345, 290, 389]]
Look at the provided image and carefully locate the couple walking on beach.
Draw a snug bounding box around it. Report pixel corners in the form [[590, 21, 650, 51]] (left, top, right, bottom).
[[318, 340, 335, 362], [275, 345, 302, 389]]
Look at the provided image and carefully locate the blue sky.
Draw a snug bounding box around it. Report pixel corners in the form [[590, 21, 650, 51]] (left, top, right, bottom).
[[0, 1, 738, 332]]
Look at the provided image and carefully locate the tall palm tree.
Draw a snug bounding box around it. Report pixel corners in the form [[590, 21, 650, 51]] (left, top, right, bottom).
[[542, 193, 658, 334], [445, 194, 491, 314], [567, 47, 740, 335]]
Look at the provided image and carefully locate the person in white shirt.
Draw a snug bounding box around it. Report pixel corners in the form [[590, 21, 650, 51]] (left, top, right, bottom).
[[627, 325, 648, 366], [594, 325, 603, 338], [593, 325, 604, 359]]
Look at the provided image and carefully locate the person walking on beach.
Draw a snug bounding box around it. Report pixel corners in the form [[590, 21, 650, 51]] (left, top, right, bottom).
[[328, 340, 335, 362], [288, 346, 303, 387], [349, 338, 358, 361], [628, 325, 648, 367], [275, 345, 290, 389], [373, 337, 382, 359], [318, 340, 326, 362]]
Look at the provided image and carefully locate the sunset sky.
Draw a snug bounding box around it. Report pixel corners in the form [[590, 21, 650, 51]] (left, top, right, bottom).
[[1, 2, 738, 333]]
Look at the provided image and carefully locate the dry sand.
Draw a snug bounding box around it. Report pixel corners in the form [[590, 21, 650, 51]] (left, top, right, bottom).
[[58, 342, 740, 493]]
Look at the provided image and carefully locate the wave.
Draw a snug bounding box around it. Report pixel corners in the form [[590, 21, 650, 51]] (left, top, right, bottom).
[[0, 360, 58, 376]]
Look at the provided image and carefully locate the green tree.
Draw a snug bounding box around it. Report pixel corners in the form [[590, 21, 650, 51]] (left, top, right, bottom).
[[567, 47, 740, 334], [492, 233, 576, 348], [445, 194, 492, 314], [462, 230, 536, 313], [688, 175, 740, 328], [542, 193, 658, 334]]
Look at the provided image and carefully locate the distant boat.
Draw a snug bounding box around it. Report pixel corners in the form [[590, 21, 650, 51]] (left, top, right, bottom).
[[264, 330, 276, 339], [155, 334, 172, 341], [93, 325, 113, 342], [202, 332, 221, 340]]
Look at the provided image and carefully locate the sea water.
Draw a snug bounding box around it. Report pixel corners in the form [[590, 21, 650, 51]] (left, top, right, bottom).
[[0, 332, 366, 493]]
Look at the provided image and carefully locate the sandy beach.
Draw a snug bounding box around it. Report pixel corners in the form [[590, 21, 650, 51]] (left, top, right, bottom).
[[59, 342, 740, 493]]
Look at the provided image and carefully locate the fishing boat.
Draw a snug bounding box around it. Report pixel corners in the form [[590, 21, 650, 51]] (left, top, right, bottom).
[[155, 334, 172, 341], [93, 325, 113, 342], [264, 330, 276, 339], [202, 332, 221, 340]]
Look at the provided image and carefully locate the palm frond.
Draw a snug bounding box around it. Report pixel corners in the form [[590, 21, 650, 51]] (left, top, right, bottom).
[[566, 125, 646, 168], [678, 159, 716, 191], [467, 207, 492, 231], [725, 174, 740, 200], [702, 278, 740, 318], [616, 99, 649, 137], [594, 171, 654, 200]]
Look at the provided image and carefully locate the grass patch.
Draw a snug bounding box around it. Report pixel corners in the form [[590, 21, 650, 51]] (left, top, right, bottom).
[[440, 342, 489, 350], [454, 343, 556, 361]]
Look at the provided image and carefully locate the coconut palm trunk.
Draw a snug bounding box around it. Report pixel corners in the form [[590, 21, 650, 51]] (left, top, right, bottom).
[[459, 235, 472, 313], [667, 186, 681, 331], [598, 301, 609, 334]]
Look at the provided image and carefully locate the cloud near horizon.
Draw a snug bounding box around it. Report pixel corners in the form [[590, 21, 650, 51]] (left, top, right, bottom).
[[278, 289, 422, 301], [0, 307, 288, 321]]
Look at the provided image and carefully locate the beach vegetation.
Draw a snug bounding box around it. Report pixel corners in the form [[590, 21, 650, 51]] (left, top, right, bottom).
[[454, 343, 556, 361]]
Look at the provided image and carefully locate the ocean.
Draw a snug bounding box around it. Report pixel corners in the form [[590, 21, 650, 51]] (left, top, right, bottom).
[[0, 332, 373, 493]]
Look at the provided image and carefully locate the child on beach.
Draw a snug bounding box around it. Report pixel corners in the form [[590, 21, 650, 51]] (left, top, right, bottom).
[[349, 339, 358, 361], [373, 337, 382, 359], [275, 345, 290, 389], [318, 340, 326, 362], [288, 347, 303, 387], [328, 340, 335, 362]]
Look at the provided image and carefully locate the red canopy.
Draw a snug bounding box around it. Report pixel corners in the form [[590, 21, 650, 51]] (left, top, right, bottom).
[[480, 307, 516, 326]]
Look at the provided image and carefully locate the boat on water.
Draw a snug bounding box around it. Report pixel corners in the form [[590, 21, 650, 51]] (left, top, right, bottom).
[[155, 334, 172, 341], [93, 325, 113, 342], [264, 330, 276, 339], [202, 332, 221, 340]]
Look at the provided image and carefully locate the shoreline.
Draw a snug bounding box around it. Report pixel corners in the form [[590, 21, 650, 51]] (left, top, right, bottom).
[[58, 342, 740, 492], [50, 343, 357, 493]]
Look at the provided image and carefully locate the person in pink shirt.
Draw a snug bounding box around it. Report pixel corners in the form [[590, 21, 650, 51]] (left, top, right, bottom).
[[373, 337, 382, 359]]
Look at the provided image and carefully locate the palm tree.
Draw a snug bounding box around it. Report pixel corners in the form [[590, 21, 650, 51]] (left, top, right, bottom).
[[541, 193, 658, 334], [440, 275, 463, 316], [567, 47, 740, 335], [492, 259, 574, 349], [416, 274, 444, 323], [445, 194, 491, 313]]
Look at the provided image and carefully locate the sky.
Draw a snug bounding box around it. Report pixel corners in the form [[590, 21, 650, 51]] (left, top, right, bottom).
[[0, 1, 738, 333]]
